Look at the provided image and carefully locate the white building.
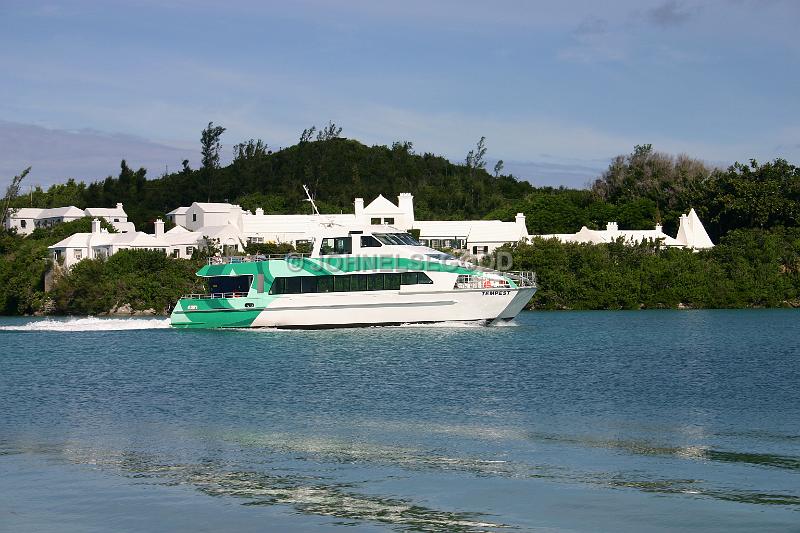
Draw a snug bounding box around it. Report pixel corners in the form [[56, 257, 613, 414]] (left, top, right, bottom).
[[167, 194, 525, 258], [537, 208, 714, 250], [5, 203, 134, 235], [48, 218, 206, 268]]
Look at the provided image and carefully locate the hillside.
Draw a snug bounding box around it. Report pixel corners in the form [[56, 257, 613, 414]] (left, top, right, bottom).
[[11, 136, 800, 243]]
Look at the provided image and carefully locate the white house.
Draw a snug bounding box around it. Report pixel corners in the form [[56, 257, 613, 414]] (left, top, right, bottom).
[[165, 206, 189, 227], [167, 194, 526, 258], [84, 203, 135, 233], [48, 218, 207, 268], [537, 208, 714, 250], [412, 214, 529, 256], [5, 208, 44, 235], [5, 203, 133, 235]]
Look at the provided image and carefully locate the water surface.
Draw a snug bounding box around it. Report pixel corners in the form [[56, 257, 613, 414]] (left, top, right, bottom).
[[1, 310, 798, 532]]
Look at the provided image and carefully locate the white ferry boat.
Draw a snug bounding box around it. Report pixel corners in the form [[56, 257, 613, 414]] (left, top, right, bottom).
[[169, 224, 536, 329]]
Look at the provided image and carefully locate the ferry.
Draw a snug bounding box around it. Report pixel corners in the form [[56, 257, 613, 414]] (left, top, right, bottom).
[[169, 224, 536, 329]]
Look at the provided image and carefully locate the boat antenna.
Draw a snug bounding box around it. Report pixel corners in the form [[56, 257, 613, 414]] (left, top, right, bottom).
[[303, 184, 320, 216]]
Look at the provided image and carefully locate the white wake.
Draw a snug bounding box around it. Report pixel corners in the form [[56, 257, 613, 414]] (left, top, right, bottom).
[[0, 316, 172, 332]]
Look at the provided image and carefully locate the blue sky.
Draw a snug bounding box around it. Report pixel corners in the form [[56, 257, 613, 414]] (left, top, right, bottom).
[[1, 0, 798, 188]]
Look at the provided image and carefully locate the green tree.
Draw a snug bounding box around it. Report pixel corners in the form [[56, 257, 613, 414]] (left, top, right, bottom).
[[201, 121, 226, 202], [1, 166, 31, 229]]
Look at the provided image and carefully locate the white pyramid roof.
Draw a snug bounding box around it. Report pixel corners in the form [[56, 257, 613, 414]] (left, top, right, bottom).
[[363, 194, 400, 213], [676, 208, 714, 249]]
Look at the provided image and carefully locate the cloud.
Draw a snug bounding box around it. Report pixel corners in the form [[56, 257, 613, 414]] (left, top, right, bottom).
[[500, 159, 607, 189], [646, 0, 694, 27], [557, 15, 630, 63], [0, 121, 198, 187]]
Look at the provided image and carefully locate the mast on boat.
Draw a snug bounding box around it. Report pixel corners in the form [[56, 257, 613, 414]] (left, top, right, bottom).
[[302, 184, 320, 216]]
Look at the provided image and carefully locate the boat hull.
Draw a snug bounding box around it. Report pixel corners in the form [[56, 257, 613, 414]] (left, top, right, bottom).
[[170, 287, 536, 329]]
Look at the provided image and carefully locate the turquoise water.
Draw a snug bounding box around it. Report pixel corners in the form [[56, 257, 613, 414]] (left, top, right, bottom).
[[1, 310, 798, 532]]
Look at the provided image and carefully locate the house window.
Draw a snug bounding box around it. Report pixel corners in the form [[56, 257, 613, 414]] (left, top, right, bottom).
[[172, 249, 180, 258], [383, 217, 395, 225], [186, 246, 195, 256], [192, 213, 197, 222], [370, 217, 381, 225], [431, 239, 441, 248], [247, 237, 264, 244], [74, 249, 82, 259], [472, 245, 489, 255], [114, 218, 119, 222], [20, 220, 26, 228]]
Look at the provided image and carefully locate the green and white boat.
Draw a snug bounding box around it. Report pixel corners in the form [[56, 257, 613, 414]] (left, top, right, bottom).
[[170, 224, 536, 329]]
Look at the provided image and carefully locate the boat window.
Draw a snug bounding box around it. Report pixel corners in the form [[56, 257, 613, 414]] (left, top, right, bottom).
[[207, 275, 252, 294], [320, 237, 352, 255], [317, 276, 333, 293], [384, 273, 401, 290], [352, 274, 368, 291], [426, 253, 456, 261], [286, 277, 302, 294], [334, 275, 351, 292], [373, 233, 421, 246], [367, 274, 384, 291], [301, 276, 317, 293], [360, 235, 382, 248], [401, 272, 433, 285], [269, 272, 434, 294]]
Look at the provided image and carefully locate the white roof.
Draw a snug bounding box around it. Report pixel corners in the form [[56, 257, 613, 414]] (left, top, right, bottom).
[[241, 213, 357, 234], [539, 226, 684, 247], [85, 205, 127, 218], [167, 206, 190, 215], [676, 208, 714, 249], [165, 225, 190, 234], [414, 219, 526, 243], [467, 221, 527, 243], [111, 221, 136, 233], [39, 206, 85, 218], [413, 220, 473, 237], [192, 202, 242, 213], [363, 194, 400, 213], [9, 208, 44, 218]]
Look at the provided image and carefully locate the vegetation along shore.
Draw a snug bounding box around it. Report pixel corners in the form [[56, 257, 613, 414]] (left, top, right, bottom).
[[2, 125, 799, 315]]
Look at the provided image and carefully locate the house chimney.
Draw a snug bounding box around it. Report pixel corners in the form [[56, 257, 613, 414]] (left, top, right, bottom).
[[154, 218, 164, 238], [255, 207, 264, 216], [398, 192, 414, 220], [606, 222, 619, 232], [354, 197, 365, 217], [91, 218, 101, 234], [515, 212, 526, 228], [116, 202, 123, 209], [655, 223, 663, 233]]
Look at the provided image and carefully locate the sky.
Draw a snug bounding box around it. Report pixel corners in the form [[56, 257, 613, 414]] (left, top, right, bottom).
[[1, 0, 798, 189]]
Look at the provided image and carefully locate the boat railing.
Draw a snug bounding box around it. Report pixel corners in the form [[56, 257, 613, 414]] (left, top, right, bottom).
[[207, 253, 312, 265], [454, 271, 537, 289], [181, 292, 249, 300], [504, 270, 537, 288]]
